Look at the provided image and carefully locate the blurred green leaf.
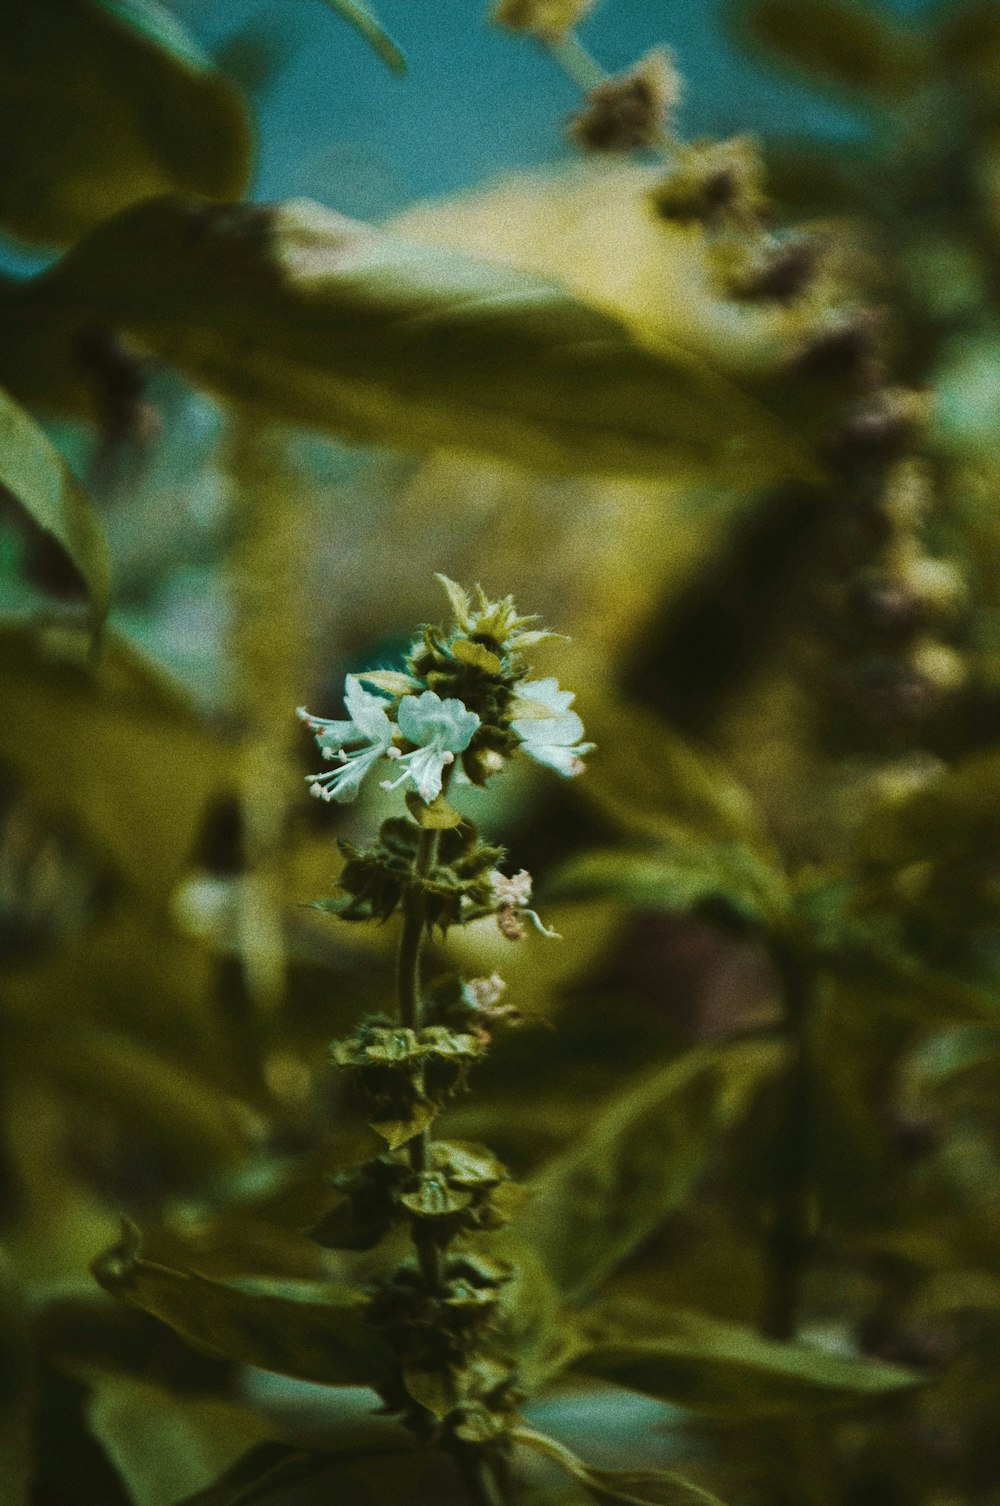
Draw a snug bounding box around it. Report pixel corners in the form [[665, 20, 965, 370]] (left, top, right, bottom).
[[0, 388, 110, 630], [792, 877, 999, 1023], [858, 750, 1000, 872], [572, 1301, 924, 1417], [577, 690, 773, 852], [730, 0, 927, 104], [92, 1224, 392, 1389], [177, 1435, 426, 1506], [552, 843, 788, 932], [11, 197, 817, 485], [86, 1373, 275, 1506], [28, 1028, 251, 1175], [513, 1038, 787, 1299], [0, 622, 229, 905], [907, 1024, 1000, 1092], [0, 0, 251, 246], [0, 1259, 33, 1506], [320, 0, 407, 75], [513, 1426, 726, 1506]]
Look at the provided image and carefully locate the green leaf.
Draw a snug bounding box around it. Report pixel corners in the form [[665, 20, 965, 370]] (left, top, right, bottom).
[[320, 0, 407, 75], [11, 197, 816, 485], [0, 0, 251, 245], [0, 621, 229, 904], [406, 790, 464, 828], [0, 388, 110, 630], [858, 749, 1000, 872], [906, 1024, 1000, 1092], [86, 1374, 275, 1506], [512, 1038, 787, 1299], [29, 1028, 251, 1174], [731, 0, 926, 104], [552, 843, 788, 932], [92, 1223, 393, 1389], [177, 1436, 426, 1506], [576, 689, 773, 852], [0, 1260, 33, 1506], [571, 1301, 925, 1418], [513, 1428, 727, 1506], [792, 877, 999, 1023]]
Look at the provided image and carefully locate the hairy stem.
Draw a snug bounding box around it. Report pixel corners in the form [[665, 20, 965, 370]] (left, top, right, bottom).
[[396, 822, 443, 1293], [764, 947, 818, 1342]]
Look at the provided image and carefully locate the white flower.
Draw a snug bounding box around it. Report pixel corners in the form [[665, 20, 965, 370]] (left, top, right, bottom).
[[380, 690, 480, 803], [511, 678, 594, 778], [297, 676, 394, 803], [489, 868, 560, 940]]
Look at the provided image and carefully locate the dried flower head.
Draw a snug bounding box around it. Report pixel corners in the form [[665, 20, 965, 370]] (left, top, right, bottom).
[[568, 48, 681, 154], [492, 0, 595, 41]]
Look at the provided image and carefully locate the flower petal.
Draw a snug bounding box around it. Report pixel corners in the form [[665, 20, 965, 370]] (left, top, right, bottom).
[[515, 678, 576, 716], [512, 711, 586, 749], [343, 675, 394, 746], [398, 744, 449, 802], [398, 690, 479, 753]]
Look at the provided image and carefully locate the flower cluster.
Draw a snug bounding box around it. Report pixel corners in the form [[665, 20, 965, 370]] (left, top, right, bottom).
[[297, 578, 593, 808]]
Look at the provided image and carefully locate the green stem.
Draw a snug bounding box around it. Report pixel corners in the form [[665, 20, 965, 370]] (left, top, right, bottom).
[[458, 1449, 513, 1506], [396, 823, 444, 1293], [542, 30, 606, 91], [764, 946, 818, 1342]]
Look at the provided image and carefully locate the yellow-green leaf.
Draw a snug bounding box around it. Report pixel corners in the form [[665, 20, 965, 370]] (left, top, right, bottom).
[[92, 1224, 391, 1389], [552, 843, 788, 931], [512, 1038, 787, 1298], [0, 0, 251, 246], [572, 1300, 925, 1417], [513, 1427, 726, 1506], [13, 197, 815, 485], [0, 621, 228, 903], [731, 0, 927, 104], [0, 388, 110, 630]]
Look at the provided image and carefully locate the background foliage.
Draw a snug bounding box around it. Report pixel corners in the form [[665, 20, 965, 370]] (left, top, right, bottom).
[[3, 0, 1000, 1502]]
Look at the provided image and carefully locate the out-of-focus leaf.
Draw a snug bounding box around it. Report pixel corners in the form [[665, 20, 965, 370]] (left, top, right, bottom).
[[28, 1028, 251, 1174], [906, 1025, 1000, 1093], [552, 844, 788, 932], [12, 196, 816, 485], [0, 622, 229, 904], [177, 1435, 426, 1506], [86, 1373, 275, 1506], [320, 0, 407, 75], [572, 1300, 924, 1418], [792, 878, 999, 1023], [0, 1258, 33, 1506], [0, 387, 110, 629], [576, 689, 773, 852], [0, 0, 251, 246], [513, 1427, 726, 1506], [391, 164, 801, 398], [513, 1038, 787, 1299], [730, 0, 926, 103], [92, 1223, 392, 1389], [858, 750, 1000, 871]]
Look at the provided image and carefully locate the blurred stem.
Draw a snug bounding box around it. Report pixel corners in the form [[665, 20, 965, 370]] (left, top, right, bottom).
[[764, 946, 818, 1343], [226, 414, 308, 1046], [542, 30, 606, 91], [397, 821, 443, 1294], [458, 1448, 512, 1506]]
